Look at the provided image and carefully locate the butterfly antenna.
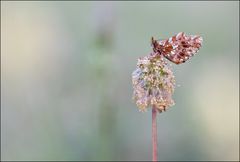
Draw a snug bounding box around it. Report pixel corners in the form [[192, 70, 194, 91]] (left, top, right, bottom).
[[151, 37, 155, 45], [151, 37, 156, 48], [151, 37, 157, 53]]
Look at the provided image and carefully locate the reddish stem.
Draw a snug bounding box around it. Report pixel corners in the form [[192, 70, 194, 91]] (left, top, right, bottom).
[[152, 107, 158, 161]]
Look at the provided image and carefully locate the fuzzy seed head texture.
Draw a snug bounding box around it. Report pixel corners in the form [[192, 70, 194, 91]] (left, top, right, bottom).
[[132, 53, 175, 113]]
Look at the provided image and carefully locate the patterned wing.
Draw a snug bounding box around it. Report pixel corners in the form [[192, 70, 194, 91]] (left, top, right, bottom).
[[156, 32, 203, 64]]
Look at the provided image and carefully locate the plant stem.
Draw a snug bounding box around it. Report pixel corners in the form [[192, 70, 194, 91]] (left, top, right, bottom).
[[152, 107, 158, 161]]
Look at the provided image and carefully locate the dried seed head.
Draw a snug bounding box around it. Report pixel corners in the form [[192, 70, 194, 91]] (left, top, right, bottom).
[[132, 53, 175, 113]]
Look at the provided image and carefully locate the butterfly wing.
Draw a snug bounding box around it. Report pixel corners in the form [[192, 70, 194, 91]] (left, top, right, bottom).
[[158, 32, 203, 64]]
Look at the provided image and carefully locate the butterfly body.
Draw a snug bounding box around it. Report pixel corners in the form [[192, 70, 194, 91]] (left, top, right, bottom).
[[151, 32, 203, 64]]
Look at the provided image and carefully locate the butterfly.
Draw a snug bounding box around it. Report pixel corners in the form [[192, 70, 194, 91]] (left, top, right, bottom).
[[151, 32, 203, 64]]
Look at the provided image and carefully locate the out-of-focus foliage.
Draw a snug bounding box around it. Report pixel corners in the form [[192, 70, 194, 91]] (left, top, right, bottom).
[[1, 1, 239, 161]]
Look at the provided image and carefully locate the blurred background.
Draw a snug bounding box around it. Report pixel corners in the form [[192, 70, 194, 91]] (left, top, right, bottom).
[[1, 1, 239, 161]]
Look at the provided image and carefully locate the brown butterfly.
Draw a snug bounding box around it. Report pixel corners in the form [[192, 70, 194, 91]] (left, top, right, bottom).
[[151, 32, 203, 64]]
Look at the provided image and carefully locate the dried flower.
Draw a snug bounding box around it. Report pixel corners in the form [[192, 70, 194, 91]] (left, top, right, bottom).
[[132, 33, 203, 161], [132, 32, 203, 113], [132, 53, 175, 113]]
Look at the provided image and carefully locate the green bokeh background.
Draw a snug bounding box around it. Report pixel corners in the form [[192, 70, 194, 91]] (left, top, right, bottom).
[[1, 1, 239, 161]]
